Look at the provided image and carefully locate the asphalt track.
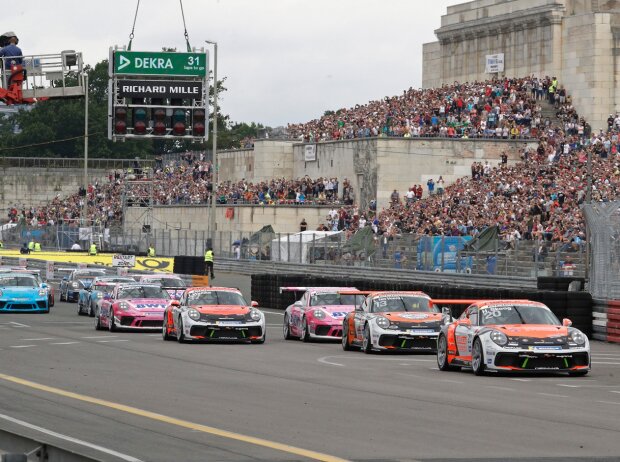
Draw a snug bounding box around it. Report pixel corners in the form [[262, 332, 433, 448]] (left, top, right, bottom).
[[0, 273, 620, 461]]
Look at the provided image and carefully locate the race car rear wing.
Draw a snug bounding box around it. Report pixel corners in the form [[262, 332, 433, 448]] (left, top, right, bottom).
[[279, 287, 308, 294]]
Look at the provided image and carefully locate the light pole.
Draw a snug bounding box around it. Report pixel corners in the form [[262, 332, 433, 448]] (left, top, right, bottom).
[[83, 72, 89, 228], [205, 40, 218, 249]]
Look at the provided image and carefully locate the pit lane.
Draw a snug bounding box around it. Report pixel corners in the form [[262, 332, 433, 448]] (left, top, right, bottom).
[[0, 273, 619, 461]]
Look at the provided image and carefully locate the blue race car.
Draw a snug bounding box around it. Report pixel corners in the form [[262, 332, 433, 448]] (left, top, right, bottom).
[[60, 269, 107, 302], [77, 276, 135, 316], [0, 272, 49, 313]]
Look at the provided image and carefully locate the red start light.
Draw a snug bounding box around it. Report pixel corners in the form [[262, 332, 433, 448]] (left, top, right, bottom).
[[114, 120, 127, 134], [173, 122, 186, 136]]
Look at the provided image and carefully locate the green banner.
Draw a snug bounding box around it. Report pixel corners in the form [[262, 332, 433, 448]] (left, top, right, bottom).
[[114, 51, 208, 77]]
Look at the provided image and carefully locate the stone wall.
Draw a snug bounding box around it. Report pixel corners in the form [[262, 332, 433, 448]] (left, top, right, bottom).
[[0, 168, 108, 214], [124, 204, 333, 236]]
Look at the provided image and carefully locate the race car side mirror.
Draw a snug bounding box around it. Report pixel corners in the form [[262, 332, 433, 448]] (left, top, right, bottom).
[[251, 301, 259, 307], [562, 318, 572, 327], [62, 277, 68, 281], [41, 283, 48, 289], [458, 318, 472, 327], [441, 306, 452, 317], [294, 301, 303, 308], [169, 300, 180, 307]]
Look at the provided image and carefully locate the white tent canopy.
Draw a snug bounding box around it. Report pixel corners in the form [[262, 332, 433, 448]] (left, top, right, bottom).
[[271, 231, 342, 263]]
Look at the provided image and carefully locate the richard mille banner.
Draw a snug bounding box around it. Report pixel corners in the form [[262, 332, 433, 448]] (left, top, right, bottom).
[[118, 80, 203, 99]]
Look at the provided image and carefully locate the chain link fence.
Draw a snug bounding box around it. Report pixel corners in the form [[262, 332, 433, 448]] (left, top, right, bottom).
[[584, 201, 620, 299]]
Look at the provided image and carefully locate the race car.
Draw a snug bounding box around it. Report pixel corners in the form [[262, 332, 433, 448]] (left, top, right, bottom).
[[138, 274, 186, 299], [0, 271, 50, 313], [437, 299, 591, 376], [0, 268, 55, 307], [162, 287, 265, 343], [77, 276, 135, 317], [281, 287, 362, 341], [96, 283, 170, 331], [60, 269, 108, 302], [342, 291, 445, 353]]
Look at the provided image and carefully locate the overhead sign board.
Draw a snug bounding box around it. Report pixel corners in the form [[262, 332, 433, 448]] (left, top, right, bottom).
[[114, 51, 208, 77], [485, 53, 504, 73], [118, 80, 203, 99], [112, 254, 136, 268]]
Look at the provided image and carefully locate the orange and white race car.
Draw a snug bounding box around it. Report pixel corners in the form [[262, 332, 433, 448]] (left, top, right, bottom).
[[162, 287, 265, 343], [437, 299, 590, 376], [341, 291, 448, 353]]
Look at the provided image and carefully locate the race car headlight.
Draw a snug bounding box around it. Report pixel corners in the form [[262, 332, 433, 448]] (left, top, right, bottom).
[[96, 293, 103, 299], [71, 282, 80, 289], [188, 309, 200, 321], [569, 329, 586, 345], [375, 316, 390, 329], [119, 302, 130, 311], [490, 330, 508, 346], [312, 309, 326, 319], [249, 309, 261, 321], [38, 289, 47, 296]]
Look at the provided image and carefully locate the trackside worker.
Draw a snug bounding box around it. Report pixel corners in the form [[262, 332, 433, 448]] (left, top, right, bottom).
[[0, 241, 4, 248], [89, 243, 97, 256], [204, 247, 214, 279], [33, 241, 41, 252], [147, 245, 156, 257], [27, 240, 34, 251]]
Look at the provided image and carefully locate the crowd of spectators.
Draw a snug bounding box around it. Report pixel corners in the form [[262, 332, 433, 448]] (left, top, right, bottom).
[[288, 76, 566, 142]]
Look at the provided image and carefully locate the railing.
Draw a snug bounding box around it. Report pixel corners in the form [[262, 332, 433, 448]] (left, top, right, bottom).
[[0, 157, 153, 170]]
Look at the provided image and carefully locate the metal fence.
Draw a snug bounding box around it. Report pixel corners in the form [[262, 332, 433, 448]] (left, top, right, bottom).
[[584, 201, 620, 299], [106, 229, 584, 278], [0, 157, 154, 170]]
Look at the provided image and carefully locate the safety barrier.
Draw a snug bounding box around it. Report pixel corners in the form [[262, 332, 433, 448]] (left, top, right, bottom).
[[592, 299, 620, 344], [251, 274, 593, 337]]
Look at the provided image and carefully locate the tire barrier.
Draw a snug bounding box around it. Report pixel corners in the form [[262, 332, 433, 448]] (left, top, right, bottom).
[[592, 299, 620, 344], [537, 276, 585, 291], [252, 274, 593, 337]]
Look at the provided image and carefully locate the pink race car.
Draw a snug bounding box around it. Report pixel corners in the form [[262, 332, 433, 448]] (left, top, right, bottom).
[[138, 274, 186, 300], [281, 287, 363, 341], [96, 283, 171, 331]]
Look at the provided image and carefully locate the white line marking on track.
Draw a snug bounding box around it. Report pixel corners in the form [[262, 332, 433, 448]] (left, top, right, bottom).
[[511, 378, 531, 382], [0, 413, 143, 462], [537, 392, 569, 398], [96, 339, 129, 343], [81, 335, 118, 339], [10, 322, 29, 328], [610, 391, 620, 394], [439, 379, 464, 384], [50, 342, 80, 345], [557, 384, 580, 388], [42, 321, 90, 324], [597, 400, 620, 406], [317, 356, 345, 367], [9, 345, 36, 348], [21, 338, 56, 341], [593, 361, 620, 365]]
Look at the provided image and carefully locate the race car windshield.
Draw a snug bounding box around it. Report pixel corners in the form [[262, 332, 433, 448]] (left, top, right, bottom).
[[0, 275, 38, 287], [94, 284, 114, 294], [310, 293, 365, 306], [147, 278, 186, 288], [187, 291, 247, 306], [371, 295, 436, 313], [118, 287, 170, 299], [76, 271, 107, 279], [480, 305, 561, 326]]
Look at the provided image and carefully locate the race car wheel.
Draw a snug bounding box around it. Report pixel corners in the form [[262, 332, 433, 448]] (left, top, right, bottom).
[[177, 317, 186, 343], [437, 334, 456, 371], [472, 337, 486, 376], [109, 312, 117, 332], [162, 317, 174, 341], [568, 370, 589, 377], [77, 301, 84, 316], [362, 324, 373, 354], [342, 325, 353, 351], [88, 301, 95, 317], [283, 315, 293, 340], [60, 289, 66, 302], [300, 317, 310, 342], [94, 313, 102, 330]]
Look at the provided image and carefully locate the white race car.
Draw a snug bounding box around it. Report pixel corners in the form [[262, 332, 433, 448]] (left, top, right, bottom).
[[437, 300, 591, 375], [162, 287, 265, 343]]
